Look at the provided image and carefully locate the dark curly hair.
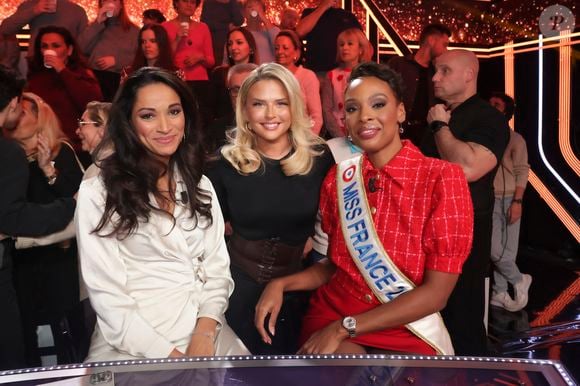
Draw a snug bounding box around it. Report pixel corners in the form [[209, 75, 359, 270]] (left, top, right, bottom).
[[347, 61, 405, 103], [94, 67, 211, 238]]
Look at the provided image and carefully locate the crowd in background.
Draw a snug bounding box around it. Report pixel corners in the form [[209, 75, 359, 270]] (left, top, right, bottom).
[[0, 0, 530, 371]]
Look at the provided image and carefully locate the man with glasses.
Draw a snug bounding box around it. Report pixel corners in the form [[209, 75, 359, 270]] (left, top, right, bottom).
[[205, 63, 258, 154]]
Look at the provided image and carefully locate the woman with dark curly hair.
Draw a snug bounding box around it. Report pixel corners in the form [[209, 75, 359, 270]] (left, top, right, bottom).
[[27, 25, 103, 152], [75, 67, 248, 361]]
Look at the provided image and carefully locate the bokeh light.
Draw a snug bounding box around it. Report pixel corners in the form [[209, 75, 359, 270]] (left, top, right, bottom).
[[0, 0, 577, 45]]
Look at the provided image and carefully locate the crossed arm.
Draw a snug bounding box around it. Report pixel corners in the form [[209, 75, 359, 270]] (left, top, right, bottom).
[[428, 104, 498, 182]]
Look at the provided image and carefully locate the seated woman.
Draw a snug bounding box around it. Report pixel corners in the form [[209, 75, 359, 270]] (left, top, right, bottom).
[[3, 92, 85, 366], [75, 68, 248, 361], [206, 63, 334, 354], [121, 24, 184, 83], [255, 62, 474, 355]]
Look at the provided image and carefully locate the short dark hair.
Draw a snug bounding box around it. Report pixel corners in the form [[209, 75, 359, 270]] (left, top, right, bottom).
[[0, 66, 25, 111], [419, 23, 451, 45], [490, 92, 515, 120], [142, 8, 166, 23], [348, 61, 405, 103]]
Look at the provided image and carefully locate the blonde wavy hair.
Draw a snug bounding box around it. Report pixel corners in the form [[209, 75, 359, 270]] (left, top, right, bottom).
[[222, 63, 324, 176], [21, 92, 68, 157]]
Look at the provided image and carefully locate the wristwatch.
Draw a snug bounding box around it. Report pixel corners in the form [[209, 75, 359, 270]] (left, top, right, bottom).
[[342, 316, 357, 338], [429, 120, 448, 134], [511, 198, 523, 204]]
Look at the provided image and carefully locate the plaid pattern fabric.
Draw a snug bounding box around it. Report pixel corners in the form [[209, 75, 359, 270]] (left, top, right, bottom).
[[320, 141, 474, 290]]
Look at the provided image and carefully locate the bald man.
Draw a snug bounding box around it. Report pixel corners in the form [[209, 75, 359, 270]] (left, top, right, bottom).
[[420, 49, 509, 356]]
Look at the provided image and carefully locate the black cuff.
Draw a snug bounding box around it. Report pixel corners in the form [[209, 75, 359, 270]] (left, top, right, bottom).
[[429, 120, 448, 134]]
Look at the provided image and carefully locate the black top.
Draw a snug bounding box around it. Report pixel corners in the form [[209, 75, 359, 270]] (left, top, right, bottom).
[[301, 7, 361, 73], [387, 54, 438, 146], [0, 138, 76, 237], [206, 146, 334, 245], [420, 95, 509, 215]]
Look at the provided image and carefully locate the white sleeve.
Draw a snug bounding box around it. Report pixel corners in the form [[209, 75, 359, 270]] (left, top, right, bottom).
[[196, 176, 234, 325], [75, 177, 175, 358]]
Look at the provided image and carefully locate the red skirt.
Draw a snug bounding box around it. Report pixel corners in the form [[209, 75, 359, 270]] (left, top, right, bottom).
[[300, 271, 436, 355]]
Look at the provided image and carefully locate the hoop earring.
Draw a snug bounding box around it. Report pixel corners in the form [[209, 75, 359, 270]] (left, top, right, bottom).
[[347, 135, 353, 142], [245, 122, 253, 132]]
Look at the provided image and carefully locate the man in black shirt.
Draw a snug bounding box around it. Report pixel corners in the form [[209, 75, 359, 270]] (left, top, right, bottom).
[[421, 50, 509, 356], [296, 0, 362, 74], [0, 67, 76, 370], [388, 24, 451, 146]]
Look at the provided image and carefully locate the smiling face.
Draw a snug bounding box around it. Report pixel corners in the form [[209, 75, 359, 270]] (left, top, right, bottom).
[[227, 30, 251, 64], [140, 29, 160, 64], [274, 35, 299, 68], [40, 32, 72, 63], [76, 110, 104, 153], [344, 76, 405, 167], [243, 78, 291, 151], [131, 82, 185, 163]]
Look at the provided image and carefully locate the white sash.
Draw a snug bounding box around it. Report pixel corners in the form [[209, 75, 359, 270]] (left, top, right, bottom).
[[336, 156, 454, 355]]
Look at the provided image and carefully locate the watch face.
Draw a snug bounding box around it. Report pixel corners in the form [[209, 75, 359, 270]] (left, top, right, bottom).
[[343, 316, 356, 329]]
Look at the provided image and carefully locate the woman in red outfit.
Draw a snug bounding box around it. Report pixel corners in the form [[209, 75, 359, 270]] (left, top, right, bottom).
[[255, 62, 473, 355], [27, 26, 103, 153]]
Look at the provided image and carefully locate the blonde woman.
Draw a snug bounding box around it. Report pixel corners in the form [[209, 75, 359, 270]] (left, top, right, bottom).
[[206, 63, 334, 354], [322, 27, 373, 138], [3, 92, 84, 366]]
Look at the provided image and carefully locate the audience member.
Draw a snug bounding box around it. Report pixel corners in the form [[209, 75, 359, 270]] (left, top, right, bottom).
[[201, 0, 244, 65], [206, 63, 258, 154], [211, 27, 259, 121], [142, 8, 166, 25], [255, 62, 473, 355], [206, 63, 334, 354], [279, 7, 299, 30], [0, 34, 22, 76], [27, 26, 103, 153], [275, 30, 322, 135], [421, 50, 509, 355], [0, 0, 88, 58], [388, 23, 451, 146], [0, 67, 75, 370], [121, 24, 183, 83], [75, 68, 249, 361], [321, 27, 372, 138], [163, 0, 215, 128], [78, 0, 139, 101], [296, 0, 361, 74], [3, 92, 84, 366], [243, 0, 279, 64], [488, 92, 531, 312]]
